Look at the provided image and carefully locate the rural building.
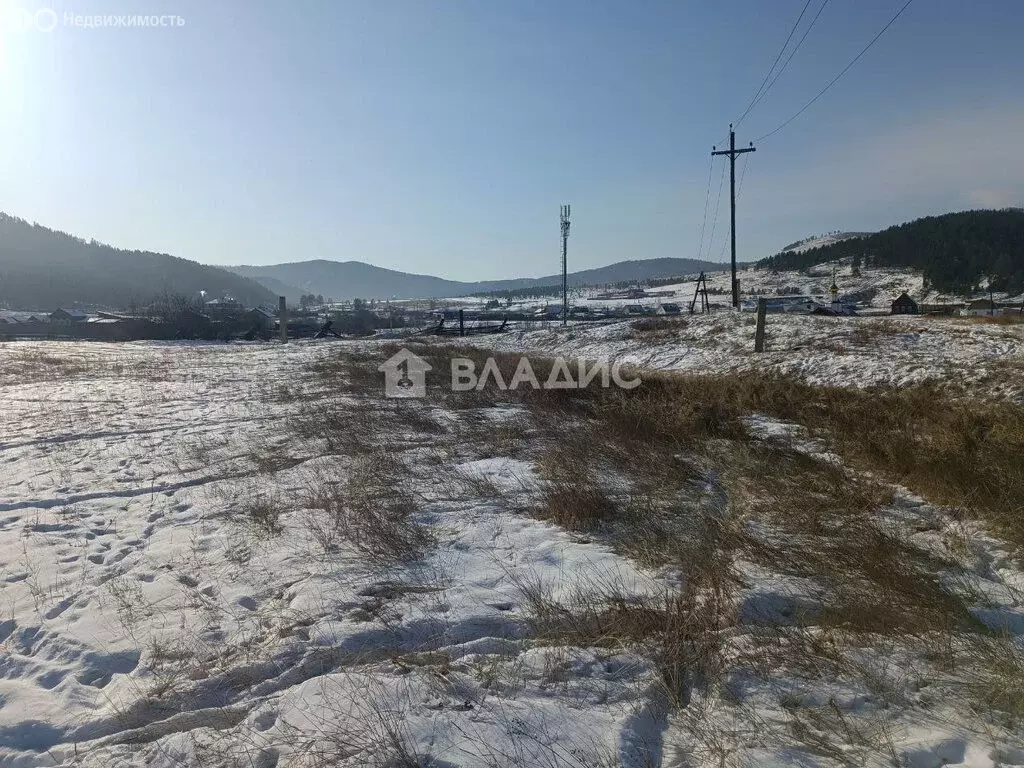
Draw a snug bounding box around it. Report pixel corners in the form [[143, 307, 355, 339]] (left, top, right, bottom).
[[50, 308, 89, 324], [204, 297, 244, 319], [890, 293, 919, 315], [246, 307, 277, 331], [171, 308, 214, 339], [961, 298, 1002, 317], [0, 311, 44, 325], [656, 303, 681, 315], [919, 303, 962, 316]]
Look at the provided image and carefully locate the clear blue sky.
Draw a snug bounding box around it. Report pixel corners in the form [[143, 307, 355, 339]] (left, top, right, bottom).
[[1, 0, 1021, 280]]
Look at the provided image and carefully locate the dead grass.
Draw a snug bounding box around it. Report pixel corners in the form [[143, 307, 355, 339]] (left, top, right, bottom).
[[234, 487, 285, 535], [965, 632, 1024, 723], [299, 341, 1024, 739], [0, 346, 91, 384], [302, 453, 432, 564], [847, 320, 904, 346], [718, 377, 1024, 550], [309, 342, 1024, 572], [629, 316, 688, 343], [513, 576, 731, 705], [963, 313, 1024, 325], [538, 478, 619, 532]]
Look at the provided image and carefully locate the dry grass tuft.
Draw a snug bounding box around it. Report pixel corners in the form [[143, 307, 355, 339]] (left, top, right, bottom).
[[966, 633, 1024, 722], [302, 454, 431, 564], [538, 478, 619, 532], [513, 576, 732, 706], [630, 316, 688, 343], [235, 487, 286, 535], [847, 320, 904, 346]]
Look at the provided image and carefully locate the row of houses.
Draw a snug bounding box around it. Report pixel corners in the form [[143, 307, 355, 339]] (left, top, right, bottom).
[[0, 305, 286, 341], [890, 294, 1024, 316], [0, 308, 119, 326]]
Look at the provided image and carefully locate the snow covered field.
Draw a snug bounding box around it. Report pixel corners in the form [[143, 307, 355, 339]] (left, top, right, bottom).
[[0, 342, 668, 766], [1, 331, 1023, 767], [473, 311, 1024, 398]]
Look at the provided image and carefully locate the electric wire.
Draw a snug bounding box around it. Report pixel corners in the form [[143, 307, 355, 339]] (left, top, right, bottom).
[[719, 156, 752, 259], [754, 0, 915, 143], [734, 0, 815, 128], [740, 0, 831, 125], [696, 155, 715, 260], [705, 158, 728, 261]]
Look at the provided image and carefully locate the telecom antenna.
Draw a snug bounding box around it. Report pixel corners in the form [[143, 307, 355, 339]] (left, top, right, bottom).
[[560, 204, 571, 326]]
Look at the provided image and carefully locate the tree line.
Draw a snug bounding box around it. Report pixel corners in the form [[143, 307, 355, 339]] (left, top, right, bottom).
[[759, 210, 1024, 294]]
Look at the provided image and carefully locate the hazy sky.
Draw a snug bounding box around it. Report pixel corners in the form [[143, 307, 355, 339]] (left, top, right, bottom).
[[1, 0, 1021, 280]]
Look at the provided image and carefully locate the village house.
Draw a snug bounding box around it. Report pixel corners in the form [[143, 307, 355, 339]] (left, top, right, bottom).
[[890, 292, 919, 315], [961, 298, 1002, 317], [49, 308, 90, 324]]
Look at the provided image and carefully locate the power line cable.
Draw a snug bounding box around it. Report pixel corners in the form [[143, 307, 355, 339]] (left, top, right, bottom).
[[754, 0, 915, 143], [696, 155, 714, 260], [741, 0, 831, 123], [705, 159, 727, 261], [735, 0, 815, 127], [718, 156, 752, 260], [737, 154, 751, 200]]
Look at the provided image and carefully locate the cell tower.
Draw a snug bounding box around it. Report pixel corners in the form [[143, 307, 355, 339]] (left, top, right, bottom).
[[560, 204, 571, 326]]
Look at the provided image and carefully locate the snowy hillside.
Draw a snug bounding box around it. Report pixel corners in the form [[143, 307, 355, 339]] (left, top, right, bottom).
[[452, 262, 923, 313], [778, 231, 874, 254], [453, 260, 1024, 315]]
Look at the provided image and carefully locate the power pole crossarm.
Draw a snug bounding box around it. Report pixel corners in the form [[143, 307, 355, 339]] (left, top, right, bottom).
[[712, 125, 755, 309]]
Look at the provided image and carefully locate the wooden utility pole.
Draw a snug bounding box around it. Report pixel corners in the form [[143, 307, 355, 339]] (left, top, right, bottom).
[[278, 296, 287, 343], [712, 125, 755, 309], [560, 204, 571, 326], [754, 298, 767, 352]]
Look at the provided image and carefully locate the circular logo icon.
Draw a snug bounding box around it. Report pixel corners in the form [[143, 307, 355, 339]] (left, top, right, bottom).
[[34, 8, 57, 32], [1, 6, 57, 32]]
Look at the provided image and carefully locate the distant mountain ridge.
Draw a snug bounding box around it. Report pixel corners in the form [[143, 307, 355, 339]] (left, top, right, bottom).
[[230, 257, 729, 302], [0, 213, 276, 310]]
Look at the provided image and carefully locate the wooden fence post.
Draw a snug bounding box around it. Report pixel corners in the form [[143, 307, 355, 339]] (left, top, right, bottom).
[[754, 298, 767, 352]]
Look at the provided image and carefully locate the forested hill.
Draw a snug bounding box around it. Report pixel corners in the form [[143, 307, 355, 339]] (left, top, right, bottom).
[[231, 257, 727, 302], [0, 214, 275, 310], [759, 210, 1024, 294]]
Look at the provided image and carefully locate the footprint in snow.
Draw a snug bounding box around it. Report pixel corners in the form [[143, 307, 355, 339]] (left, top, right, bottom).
[[251, 710, 278, 732]]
